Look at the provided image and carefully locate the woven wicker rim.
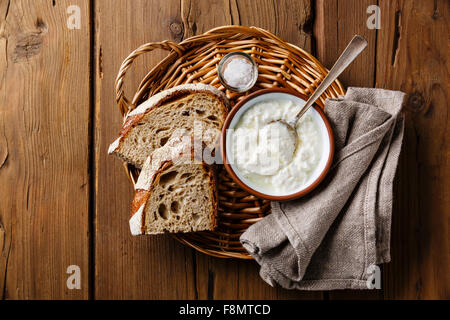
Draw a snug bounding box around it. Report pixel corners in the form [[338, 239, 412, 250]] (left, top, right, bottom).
[[114, 25, 345, 259]]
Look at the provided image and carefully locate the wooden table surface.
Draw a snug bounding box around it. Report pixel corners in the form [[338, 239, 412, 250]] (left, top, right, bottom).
[[0, 0, 448, 300]]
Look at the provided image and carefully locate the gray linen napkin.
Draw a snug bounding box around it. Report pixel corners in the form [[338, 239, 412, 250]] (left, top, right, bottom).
[[240, 87, 405, 290]]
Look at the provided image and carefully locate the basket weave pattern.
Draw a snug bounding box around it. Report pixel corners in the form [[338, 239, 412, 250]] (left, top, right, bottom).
[[115, 26, 345, 259]]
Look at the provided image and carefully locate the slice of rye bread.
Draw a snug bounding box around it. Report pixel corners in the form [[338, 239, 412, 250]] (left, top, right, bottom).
[[108, 83, 229, 169], [129, 135, 218, 235]]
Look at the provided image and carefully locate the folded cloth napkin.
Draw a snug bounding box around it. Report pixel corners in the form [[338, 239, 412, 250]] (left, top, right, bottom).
[[240, 87, 405, 290]]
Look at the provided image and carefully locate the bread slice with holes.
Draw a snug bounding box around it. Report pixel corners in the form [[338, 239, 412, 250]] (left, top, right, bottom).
[[108, 83, 229, 169], [129, 134, 218, 235]]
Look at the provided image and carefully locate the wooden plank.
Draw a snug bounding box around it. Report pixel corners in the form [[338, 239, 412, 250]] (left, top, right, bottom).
[[182, 0, 312, 51], [376, 0, 449, 300], [314, 0, 382, 299], [0, 0, 91, 299], [181, 0, 321, 300], [95, 0, 320, 299], [229, 0, 312, 51], [238, 260, 323, 300], [94, 0, 197, 299], [314, 0, 377, 88], [194, 258, 322, 300]]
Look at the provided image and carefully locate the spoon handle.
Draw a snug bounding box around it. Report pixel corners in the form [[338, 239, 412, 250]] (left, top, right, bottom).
[[294, 35, 368, 121]]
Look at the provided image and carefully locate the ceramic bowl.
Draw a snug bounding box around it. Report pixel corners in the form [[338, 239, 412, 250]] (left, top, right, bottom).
[[220, 88, 334, 201]]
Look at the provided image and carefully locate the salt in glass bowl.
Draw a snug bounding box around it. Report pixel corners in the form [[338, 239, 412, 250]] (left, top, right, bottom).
[[217, 52, 258, 92]]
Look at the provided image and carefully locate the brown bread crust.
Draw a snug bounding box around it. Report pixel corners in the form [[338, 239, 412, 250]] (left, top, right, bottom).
[[130, 154, 218, 234], [112, 86, 229, 158]]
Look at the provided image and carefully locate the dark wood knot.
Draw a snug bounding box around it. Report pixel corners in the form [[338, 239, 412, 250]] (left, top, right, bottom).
[[169, 21, 184, 42], [407, 92, 424, 112]]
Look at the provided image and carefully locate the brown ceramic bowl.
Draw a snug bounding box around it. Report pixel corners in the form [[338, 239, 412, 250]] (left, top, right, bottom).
[[220, 88, 334, 201]]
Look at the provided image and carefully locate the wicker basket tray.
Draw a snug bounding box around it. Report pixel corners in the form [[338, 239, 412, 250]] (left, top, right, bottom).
[[114, 25, 345, 259]]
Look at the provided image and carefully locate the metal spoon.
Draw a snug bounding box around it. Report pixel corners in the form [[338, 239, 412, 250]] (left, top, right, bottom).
[[275, 35, 368, 152]]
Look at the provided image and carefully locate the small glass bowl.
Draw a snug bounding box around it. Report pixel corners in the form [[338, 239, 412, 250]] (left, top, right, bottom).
[[217, 52, 258, 92]]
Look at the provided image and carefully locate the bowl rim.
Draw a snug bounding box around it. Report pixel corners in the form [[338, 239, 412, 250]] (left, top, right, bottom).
[[220, 88, 335, 201]]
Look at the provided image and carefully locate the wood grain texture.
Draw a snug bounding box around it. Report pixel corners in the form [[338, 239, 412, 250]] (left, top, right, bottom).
[[0, 0, 447, 300], [182, 0, 312, 51], [180, 0, 320, 300], [314, 0, 381, 300], [314, 0, 377, 88], [94, 0, 320, 300], [94, 0, 197, 299], [376, 0, 449, 300], [316, 0, 449, 300], [0, 0, 90, 299]]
